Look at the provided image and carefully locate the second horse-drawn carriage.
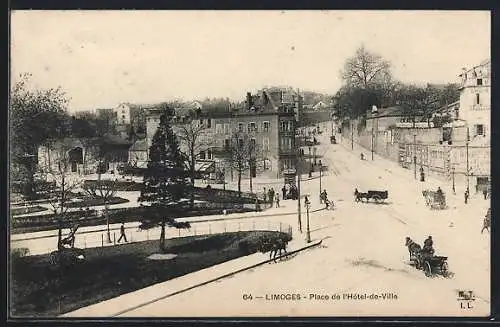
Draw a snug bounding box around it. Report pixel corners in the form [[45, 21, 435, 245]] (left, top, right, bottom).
[[354, 189, 388, 203], [422, 190, 447, 210]]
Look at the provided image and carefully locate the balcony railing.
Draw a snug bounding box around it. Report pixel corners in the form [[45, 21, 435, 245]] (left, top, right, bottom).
[[279, 148, 296, 156]]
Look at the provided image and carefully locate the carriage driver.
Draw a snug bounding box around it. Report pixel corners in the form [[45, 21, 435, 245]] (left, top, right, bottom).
[[421, 236, 435, 259]]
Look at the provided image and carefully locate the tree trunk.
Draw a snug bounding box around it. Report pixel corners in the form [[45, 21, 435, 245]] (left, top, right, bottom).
[[159, 221, 166, 252], [57, 218, 63, 251], [249, 169, 253, 193], [104, 203, 112, 243], [237, 171, 242, 197], [190, 153, 195, 209]]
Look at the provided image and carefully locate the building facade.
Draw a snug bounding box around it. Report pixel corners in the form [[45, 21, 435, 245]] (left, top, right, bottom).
[[458, 59, 491, 144], [144, 89, 300, 179]]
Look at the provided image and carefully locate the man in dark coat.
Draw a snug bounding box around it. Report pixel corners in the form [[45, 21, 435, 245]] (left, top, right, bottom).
[[268, 188, 275, 207], [282, 185, 287, 200], [421, 236, 434, 259], [117, 222, 128, 243]]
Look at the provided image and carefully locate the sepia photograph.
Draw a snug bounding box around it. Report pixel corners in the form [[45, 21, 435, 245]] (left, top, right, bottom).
[[9, 10, 491, 318]]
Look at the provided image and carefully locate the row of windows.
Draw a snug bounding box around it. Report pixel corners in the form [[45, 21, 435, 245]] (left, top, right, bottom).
[[237, 122, 271, 133], [221, 137, 271, 151]]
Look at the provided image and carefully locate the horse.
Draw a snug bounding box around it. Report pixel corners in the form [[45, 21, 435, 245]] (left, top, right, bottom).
[[258, 235, 289, 263], [422, 190, 433, 206], [269, 237, 289, 262], [354, 188, 368, 202], [405, 237, 422, 260]]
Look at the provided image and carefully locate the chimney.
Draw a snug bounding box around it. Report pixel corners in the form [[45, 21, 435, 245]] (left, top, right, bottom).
[[246, 92, 253, 111]]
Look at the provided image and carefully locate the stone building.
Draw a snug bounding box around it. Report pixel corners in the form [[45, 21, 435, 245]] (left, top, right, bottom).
[[458, 59, 491, 145], [144, 88, 301, 179]]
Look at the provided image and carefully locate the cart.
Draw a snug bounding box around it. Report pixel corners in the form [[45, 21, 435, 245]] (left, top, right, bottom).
[[429, 193, 447, 210], [355, 190, 388, 203], [418, 255, 450, 278]]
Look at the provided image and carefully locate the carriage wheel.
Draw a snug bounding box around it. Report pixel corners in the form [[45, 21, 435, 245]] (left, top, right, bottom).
[[373, 195, 381, 203], [441, 262, 450, 277], [424, 261, 433, 277]]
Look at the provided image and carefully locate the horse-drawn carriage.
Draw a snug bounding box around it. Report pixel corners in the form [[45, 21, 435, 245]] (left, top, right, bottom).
[[405, 237, 450, 278], [354, 189, 388, 203], [422, 190, 447, 210]]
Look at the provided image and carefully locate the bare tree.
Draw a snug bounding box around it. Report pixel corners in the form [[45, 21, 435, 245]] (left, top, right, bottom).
[[82, 153, 118, 244], [176, 119, 215, 207], [228, 132, 261, 196], [39, 141, 83, 250], [341, 45, 392, 90]]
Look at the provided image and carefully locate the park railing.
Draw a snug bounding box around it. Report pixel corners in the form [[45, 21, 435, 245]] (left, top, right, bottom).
[[12, 220, 293, 256]]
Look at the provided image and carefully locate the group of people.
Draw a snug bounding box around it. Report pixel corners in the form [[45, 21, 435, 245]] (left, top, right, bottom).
[[262, 187, 280, 208], [281, 184, 299, 200]]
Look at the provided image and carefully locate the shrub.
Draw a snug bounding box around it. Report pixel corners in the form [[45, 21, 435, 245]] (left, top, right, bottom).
[[11, 248, 30, 259]]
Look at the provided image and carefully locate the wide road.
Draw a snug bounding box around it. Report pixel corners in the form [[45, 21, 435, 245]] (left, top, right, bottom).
[[117, 130, 490, 317]]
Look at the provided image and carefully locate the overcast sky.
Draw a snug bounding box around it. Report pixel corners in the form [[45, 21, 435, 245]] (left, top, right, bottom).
[[11, 10, 490, 111]]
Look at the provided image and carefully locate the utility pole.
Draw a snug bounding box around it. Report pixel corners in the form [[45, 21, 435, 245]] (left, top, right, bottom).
[[371, 126, 375, 161], [297, 151, 302, 233], [351, 121, 354, 150], [466, 127, 470, 193], [413, 134, 417, 180], [452, 166, 456, 194], [305, 197, 311, 243], [371, 106, 378, 161]]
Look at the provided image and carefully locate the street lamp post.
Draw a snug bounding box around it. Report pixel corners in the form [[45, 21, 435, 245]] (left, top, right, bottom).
[[319, 160, 323, 201], [305, 197, 311, 243], [351, 121, 354, 150], [371, 106, 378, 161], [296, 148, 303, 233], [466, 127, 470, 193], [413, 134, 417, 180], [452, 166, 456, 194]]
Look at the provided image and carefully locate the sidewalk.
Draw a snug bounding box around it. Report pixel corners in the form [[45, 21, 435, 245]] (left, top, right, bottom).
[[62, 237, 323, 317], [11, 200, 299, 242]]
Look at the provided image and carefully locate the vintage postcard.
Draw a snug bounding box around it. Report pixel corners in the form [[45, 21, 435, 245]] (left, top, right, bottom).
[[9, 10, 491, 318]]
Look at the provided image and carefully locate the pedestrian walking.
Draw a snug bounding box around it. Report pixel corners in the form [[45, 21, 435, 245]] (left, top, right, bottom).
[[275, 194, 280, 208], [269, 188, 275, 207], [483, 189, 488, 200], [464, 190, 469, 204], [117, 222, 128, 243], [282, 185, 287, 200], [255, 198, 261, 212]]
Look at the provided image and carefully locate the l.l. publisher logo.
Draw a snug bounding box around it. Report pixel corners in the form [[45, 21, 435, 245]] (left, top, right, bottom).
[[457, 290, 475, 309]]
